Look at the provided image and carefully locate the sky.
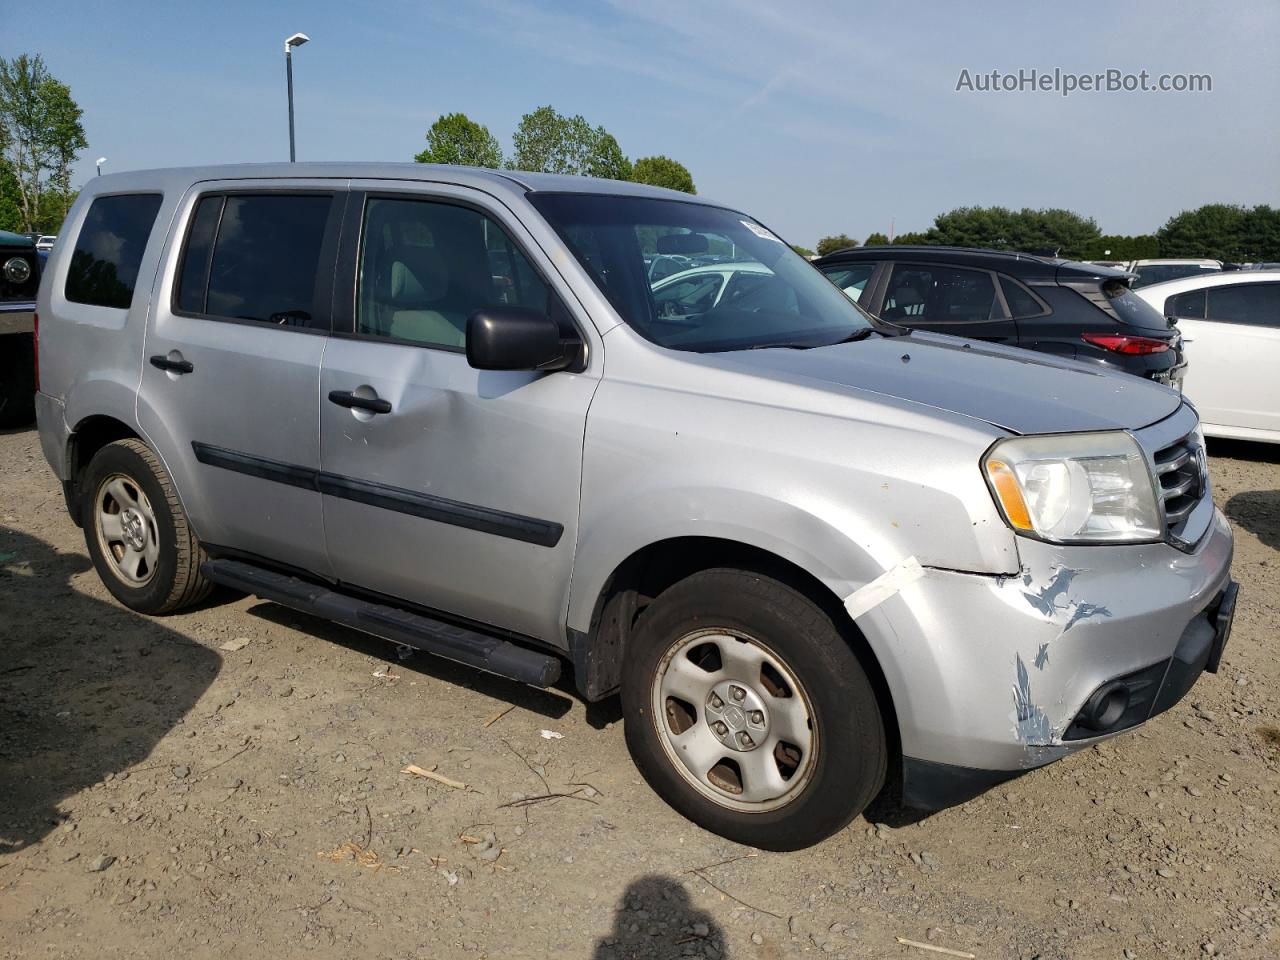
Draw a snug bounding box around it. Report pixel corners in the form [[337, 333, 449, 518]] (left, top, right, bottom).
[[6, 0, 1279, 247]]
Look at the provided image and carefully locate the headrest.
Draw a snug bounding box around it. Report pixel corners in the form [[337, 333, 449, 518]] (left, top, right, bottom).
[[891, 285, 924, 307]]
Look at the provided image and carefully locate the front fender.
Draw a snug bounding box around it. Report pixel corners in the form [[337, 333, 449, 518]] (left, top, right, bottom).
[[566, 485, 887, 633]]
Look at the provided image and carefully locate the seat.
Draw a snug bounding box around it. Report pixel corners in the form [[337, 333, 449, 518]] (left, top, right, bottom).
[[374, 247, 467, 347]]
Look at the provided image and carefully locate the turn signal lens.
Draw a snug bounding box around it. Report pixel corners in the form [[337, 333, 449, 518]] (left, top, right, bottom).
[[1081, 333, 1170, 355], [985, 459, 1033, 530]]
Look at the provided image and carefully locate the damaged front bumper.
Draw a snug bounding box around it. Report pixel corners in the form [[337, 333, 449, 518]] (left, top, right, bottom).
[[860, 506, 1235, 810]]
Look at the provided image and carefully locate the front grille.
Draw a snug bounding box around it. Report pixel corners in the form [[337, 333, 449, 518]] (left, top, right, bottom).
[[1153, 433, 1205, 536]]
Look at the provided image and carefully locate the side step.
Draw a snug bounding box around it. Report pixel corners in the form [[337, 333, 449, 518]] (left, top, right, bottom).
[[201, 558, 561, 688]]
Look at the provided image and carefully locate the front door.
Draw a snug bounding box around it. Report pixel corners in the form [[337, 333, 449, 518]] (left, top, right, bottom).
[[138, 182, 345, 576], [318, 184, 600, 644], [874, 262, 1019, 344]]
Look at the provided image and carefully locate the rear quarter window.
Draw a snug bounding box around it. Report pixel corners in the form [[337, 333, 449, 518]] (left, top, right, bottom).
[[64, 193, 164, 309]]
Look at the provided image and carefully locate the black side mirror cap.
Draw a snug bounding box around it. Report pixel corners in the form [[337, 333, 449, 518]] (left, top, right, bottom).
[[466, 307, 583, 373]]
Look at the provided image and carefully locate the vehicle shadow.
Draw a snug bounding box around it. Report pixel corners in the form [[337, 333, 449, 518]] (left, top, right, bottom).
[[590, 874, 727, 959], [1225, 489, 1280, 552], [0, 526, 221, 853], [246, 602, 576, 722], [1208, 437, 1280, 465]]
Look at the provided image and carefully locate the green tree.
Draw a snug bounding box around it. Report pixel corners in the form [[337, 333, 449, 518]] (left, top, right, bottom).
[[414, 112, 503, 168], [588, 131, 632, 181], [1080, 234, 1160, 261], [893, 231, 933, 245], [0, 54, 87, 233], [816, 234, 857, 256], [631, 155, 695, 194], [863, 232, 889, 246], [927, 206, 1100, 259], [510, 105, 631, 179], [1157, 204, 1280, 261], [1237, 205, 1280, 261], [789, 243, 814, 258]]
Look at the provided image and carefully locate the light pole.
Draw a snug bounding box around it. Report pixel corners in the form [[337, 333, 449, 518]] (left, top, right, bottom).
[[284, 32, 310, 162], [96, 157, 106, 176]]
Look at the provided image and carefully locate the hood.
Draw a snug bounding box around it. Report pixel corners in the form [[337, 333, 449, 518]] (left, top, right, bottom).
[[714, 332, 1182, 435]]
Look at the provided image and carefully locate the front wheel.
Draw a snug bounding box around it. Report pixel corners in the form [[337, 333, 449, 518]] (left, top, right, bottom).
[[621, 569, 887, 850]]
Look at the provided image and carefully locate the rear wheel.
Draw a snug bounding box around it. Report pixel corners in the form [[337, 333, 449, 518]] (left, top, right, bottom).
[[0, 333, 36, 428], [621, 568, 887, 850], [81, 438, 212, 614]]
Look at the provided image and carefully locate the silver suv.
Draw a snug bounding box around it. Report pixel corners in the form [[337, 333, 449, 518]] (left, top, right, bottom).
[[35, 164, 1237, 849]]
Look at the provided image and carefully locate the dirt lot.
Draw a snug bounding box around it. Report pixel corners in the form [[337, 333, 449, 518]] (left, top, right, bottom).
[[1, 424, 1277, 960]]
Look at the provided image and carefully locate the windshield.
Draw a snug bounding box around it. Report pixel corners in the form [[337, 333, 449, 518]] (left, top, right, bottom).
[[529, 193, 878, 352]]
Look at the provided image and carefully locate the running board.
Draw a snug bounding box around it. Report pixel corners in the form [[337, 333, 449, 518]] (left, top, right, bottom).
[[201, 558, 561, 688]]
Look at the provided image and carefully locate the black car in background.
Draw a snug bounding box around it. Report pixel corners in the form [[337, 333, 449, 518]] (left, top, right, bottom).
[[1, 229, 41, 427], [814, 246, 1185, 385]]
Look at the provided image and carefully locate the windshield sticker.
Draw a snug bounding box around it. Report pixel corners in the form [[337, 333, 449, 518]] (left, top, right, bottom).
[[740, 220, 782, 243]]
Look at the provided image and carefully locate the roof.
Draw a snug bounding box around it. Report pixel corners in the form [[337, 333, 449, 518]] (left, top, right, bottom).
[[0, 230, 34, 248], [813, 244, 1130, 282], [1132, 269, 1280, 303], [80, 162, 710, 205]]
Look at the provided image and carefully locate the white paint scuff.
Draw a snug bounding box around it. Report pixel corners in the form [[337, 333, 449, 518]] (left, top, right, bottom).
[[843, 556, 925, 620]]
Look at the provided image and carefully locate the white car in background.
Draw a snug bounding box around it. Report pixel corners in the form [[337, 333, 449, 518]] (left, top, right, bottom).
[[650, 261, 782, 319], [35, 235, 56, 253], [1135, 271, 1280, 443]]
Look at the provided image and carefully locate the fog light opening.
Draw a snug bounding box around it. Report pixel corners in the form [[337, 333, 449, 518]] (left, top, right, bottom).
[[1080, 680, 1130, 732]]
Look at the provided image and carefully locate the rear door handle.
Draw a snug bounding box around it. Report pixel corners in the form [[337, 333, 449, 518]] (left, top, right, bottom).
[[149, 354, 194, 374], [328, 390, 392, 414]]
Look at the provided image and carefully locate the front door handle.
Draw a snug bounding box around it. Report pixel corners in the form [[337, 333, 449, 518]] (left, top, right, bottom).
[[328, 390, 392, 414], [150, 354, 194, 374]]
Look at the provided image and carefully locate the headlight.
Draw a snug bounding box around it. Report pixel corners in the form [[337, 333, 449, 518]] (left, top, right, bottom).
[[983, 432, 1162, 544]]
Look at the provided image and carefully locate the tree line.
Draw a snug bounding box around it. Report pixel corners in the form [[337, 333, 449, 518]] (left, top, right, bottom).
[[0, 54, 87, 235], [414, 107, 696, 194], [812, 203, 1280, 262]]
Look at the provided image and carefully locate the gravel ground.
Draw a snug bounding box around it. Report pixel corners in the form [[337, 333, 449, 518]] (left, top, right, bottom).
[[1, 424, 1277, 960]]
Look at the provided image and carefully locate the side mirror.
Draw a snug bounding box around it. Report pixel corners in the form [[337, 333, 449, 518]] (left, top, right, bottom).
[[466, 307, 582, 373]]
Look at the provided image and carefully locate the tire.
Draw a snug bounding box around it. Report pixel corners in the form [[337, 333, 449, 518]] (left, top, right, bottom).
[[0, 333, 36, 428], [80, 438, 212, 614], [621, 568, 887, 850]]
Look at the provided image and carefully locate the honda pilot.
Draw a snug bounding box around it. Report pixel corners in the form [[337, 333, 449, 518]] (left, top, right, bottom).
[[34, 164, 1236, 849]]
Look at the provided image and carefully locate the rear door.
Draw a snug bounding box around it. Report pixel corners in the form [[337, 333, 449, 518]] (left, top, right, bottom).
[[138, 181, 345, 576], [875, 262, 1018, 343], [1172, 282, 1280, 435], [317, 183, 600, 644]]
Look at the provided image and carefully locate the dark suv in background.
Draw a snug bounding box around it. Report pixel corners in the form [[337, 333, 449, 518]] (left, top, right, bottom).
[[1, 229, 41, 427], [814, 246, 1185, 385]]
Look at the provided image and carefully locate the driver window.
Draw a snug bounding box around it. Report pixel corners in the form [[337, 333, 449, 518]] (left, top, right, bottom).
[[357, 197, 550, 349]]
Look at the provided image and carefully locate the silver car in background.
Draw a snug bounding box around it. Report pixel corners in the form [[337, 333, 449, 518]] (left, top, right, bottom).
[[34, 164, 1236, 849]]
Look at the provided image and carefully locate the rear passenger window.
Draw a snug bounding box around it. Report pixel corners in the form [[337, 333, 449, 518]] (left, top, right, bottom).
[[1206, 283, 1280, 327], [883, 264, 999, 324], [356, 197, 552, 349], [1164, 289, 1205, 319], [65, 193, 163, 308], [175, 193, 334, 329], [999, 276, 1045, 318]]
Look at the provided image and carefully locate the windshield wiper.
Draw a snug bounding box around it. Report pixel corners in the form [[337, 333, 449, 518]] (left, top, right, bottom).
[[825, 327, 879, 346]]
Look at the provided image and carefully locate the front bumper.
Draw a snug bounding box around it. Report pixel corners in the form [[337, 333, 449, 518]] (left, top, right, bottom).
[[859, 506, 1234, 805], [0, 301, 36, 335]]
